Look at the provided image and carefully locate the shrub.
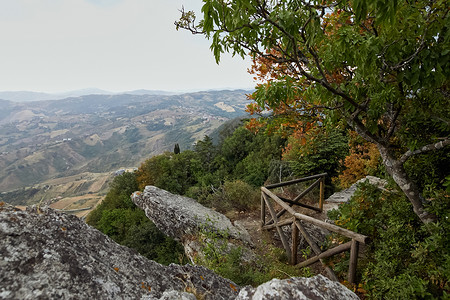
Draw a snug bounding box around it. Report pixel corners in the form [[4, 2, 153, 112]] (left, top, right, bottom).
[[189, 180, 260, 213], [87, 173, 186, 265], [335, 131, 383, 189], [328, 182, 450, 299], [222, 180, 260, 212], [283, 128, 348, 196], [196, 219, 312, 286]]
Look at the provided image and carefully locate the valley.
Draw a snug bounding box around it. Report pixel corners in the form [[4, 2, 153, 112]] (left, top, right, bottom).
[[0, 90, 251, 209]]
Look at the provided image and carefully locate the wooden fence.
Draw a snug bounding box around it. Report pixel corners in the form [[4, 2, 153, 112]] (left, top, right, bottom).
[[261, 173, 368, 283]]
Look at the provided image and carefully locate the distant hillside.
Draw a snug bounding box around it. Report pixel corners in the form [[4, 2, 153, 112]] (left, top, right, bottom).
[[0, 88, 179, 102], [0, 90, 251, 204], [0, 89, 112, 102]]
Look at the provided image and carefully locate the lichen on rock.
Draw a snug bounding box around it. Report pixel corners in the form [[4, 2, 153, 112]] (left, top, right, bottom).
[[236, 275, 359, 300], [132, 186, 253, 245], [0, 204, 239, 300], [0, 197, 359, 300]]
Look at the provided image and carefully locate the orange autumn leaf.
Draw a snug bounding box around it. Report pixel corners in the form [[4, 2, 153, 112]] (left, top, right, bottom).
[[229, 283, 237, 292]]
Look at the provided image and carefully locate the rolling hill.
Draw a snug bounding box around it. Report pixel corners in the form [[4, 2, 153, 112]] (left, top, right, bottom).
[[0, 90, 251, 206]]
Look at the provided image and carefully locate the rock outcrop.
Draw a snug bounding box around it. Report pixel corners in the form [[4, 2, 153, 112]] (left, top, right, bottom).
[[236, 275, 359, 300], [131, 186, 253, 245], [0, 204, 239, 300], [326, 176, 387, 204], [323, 176, 388, 217], [0, 202, 359, 299]]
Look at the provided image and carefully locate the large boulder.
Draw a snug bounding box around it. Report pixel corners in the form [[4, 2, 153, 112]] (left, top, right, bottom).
[[325, 176, 387, 204], [0, 204, 240, 300], [323, 175, 388, 219], [236, 275, 359, 300], [131, 186, 253, 246]]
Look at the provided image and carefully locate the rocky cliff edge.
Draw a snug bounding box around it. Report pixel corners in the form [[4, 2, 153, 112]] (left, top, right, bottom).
[[0, 199, 359, 299]]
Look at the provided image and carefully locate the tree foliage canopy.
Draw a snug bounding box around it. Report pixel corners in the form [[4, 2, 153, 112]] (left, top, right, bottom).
[[176, 0, 450, 223]]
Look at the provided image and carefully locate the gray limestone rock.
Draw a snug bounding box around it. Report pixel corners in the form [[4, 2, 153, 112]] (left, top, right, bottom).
[[326, 176, 387, 203], [142, 290, 197, 300], [236, 275, 359, 300], [132, 186, 253, 246], [0, 203, 359, 300], [0, 204, 240, 300], [323, 176, 388, 219]]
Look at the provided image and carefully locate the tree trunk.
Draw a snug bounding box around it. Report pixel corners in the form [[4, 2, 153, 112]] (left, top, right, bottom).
[[377, 145, 436, 224]]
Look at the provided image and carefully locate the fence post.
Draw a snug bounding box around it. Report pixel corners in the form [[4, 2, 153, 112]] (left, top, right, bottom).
[[262, 192, 292, 260], [319, 177, 325, 212], [291, 222, 299, 265], [348, 239, 359, 284]]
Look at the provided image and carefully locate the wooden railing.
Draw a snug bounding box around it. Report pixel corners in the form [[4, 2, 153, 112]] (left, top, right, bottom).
[[261, 173, 368, 284]]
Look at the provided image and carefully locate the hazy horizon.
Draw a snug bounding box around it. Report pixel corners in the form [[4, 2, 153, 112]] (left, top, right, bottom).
[[0, 86, 254, 94]]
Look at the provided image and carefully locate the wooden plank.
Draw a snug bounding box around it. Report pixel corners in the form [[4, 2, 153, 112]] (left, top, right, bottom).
[[262, 187, 297, 215], [348, 239, 360, 284], [265, 173, 328, 189], [297, 241, 352, 267], [263, 193, 292, 260], [280, 196, 322, 212], [291, 222, 299, 265], [293, 178, 321, 202], [262, 218, 294, 230], [266, 178, 322, 225], [295, 220, 339, 281], [294, 212, 368, 244]]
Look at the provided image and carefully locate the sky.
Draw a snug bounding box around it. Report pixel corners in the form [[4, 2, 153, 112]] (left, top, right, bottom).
[[0, 0, 255, 93]]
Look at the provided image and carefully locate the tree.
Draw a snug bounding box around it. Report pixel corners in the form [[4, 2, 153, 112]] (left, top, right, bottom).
[[86, 172, 138, 226], [194, 135, 216, 171], [176, 0, 449, 224], [174, 143, 181, 154], [283, 127, 348, 188], [136, 151, 202, 195]]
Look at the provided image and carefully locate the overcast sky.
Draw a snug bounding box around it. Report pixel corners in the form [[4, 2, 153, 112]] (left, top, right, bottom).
[[0, 0, 255, 93]]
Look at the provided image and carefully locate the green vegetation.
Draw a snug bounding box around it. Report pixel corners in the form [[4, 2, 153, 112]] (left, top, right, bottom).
[[169, 0, 450, 296], [283, 128, 349, 196], [136, 122, 286, 206], [176, 0, 449, 225], [196, 218, 312, 286], [87, 1, 449, 294], [86, 172, 185, 265], [328, 182, 450, 298]]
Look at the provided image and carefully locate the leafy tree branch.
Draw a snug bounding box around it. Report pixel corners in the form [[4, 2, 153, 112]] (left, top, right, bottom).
[[177, 0, 450, 224]]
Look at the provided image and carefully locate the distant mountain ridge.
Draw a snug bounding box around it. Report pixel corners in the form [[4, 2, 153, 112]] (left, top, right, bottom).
[[0, 88, 181, 102], [0, 88, 250, 102]]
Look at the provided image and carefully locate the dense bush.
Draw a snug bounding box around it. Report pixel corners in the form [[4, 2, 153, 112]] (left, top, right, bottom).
[[136, 151, 202, 195], [335, 131, 383, 188], [86, 172, 138, 226], [405, 148, 450, 193], [196, 219, 312, 286], [188, 180, 260, 213], [283, 128, 348, 178], [282, 128, 348, 197], [328, 182, 450, 299], [87, 173, 186, 265]]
